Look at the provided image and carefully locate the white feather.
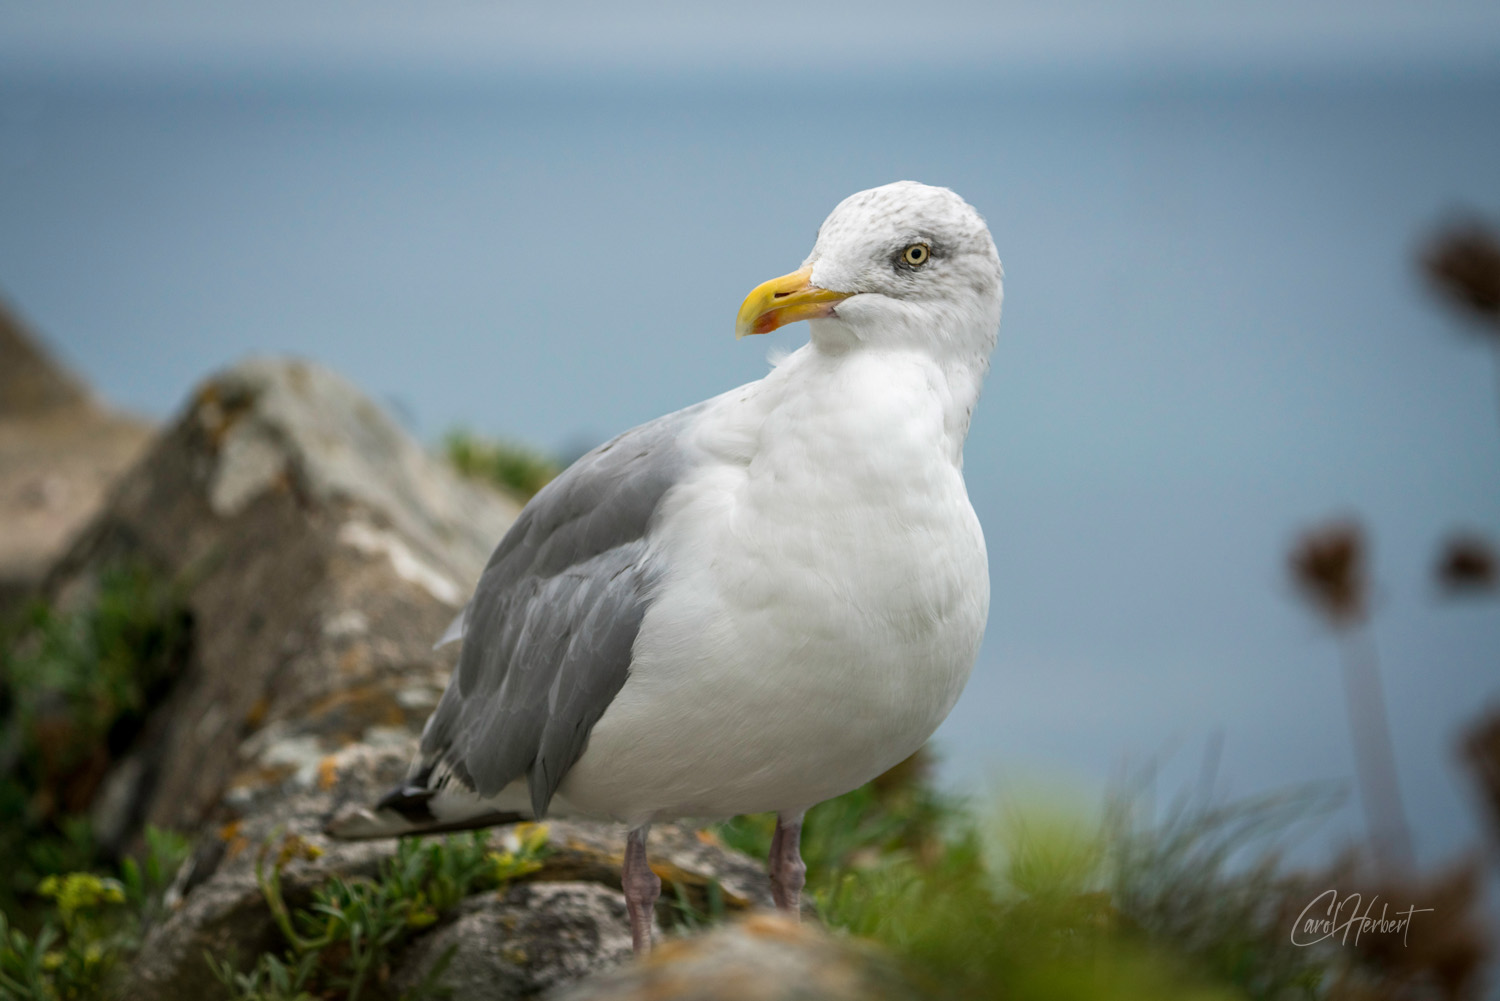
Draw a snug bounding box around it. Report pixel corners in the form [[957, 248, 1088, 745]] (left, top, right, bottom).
[[422, 181, 1003, 830]]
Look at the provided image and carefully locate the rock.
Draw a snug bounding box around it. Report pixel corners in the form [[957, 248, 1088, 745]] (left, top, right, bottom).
[[548, 914, 926, 1001], [0, 298, 154, 612], [119, 756, 411, 1001], [118, 723, 773, 1000], [28, 356, 781, 1000], [392, 882, 634, 999], [0, 294, 91, 417], [44, 357, 523, 849], [120, 765, 776, 999]]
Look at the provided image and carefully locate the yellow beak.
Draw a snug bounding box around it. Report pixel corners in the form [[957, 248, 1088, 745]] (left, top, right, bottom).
[[735, 266, 854, 339]]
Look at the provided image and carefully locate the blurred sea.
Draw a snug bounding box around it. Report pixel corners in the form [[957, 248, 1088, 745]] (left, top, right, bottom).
[[2, 65, 1498, 869]]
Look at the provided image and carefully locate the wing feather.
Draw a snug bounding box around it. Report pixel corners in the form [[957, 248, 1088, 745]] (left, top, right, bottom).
[[413, 402, 703, 818]]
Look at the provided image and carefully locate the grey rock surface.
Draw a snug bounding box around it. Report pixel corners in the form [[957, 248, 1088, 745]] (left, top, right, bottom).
[[393, 882, 634, 1000], [45, 357, 523, 849]]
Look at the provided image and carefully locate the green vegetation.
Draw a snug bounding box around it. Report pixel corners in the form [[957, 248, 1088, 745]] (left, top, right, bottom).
[[1103, 782, 1341, 1000], [0, 827, 189, 1001], [718, 750, 947, 883], [664, 878, 727, 933], [0, 824, 548, 1001], [212, 825, 550, 1001], [442, 431, 559, 500], [0, 563, 194, 1000], [718, 755, 1343, 1001], [0, 561, 191, 928], [0, 563, 1476, 999]]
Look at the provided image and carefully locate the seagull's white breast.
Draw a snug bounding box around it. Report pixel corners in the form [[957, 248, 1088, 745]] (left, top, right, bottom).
[[557, 345, 989, 825]]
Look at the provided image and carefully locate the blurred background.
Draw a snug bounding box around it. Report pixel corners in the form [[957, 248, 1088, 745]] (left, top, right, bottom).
[[1, 0, 1497, 879]]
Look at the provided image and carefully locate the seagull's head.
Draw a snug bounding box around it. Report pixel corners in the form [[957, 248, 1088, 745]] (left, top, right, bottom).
[[736, 181, 1003, 365]]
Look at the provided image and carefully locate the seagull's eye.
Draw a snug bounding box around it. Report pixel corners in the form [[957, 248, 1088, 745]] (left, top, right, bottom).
[[901, 243, 931, 267]]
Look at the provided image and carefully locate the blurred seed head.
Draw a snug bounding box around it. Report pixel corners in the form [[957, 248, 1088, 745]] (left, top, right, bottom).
[[1435, 534, 1496, 595], [1460, 709, 1500, 852], [1422, 220, 1500, 334], [1290, 520, 1368, 627]]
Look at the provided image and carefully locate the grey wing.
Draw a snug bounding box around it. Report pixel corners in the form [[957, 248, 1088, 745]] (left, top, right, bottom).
[[413, 401, 705, 820]]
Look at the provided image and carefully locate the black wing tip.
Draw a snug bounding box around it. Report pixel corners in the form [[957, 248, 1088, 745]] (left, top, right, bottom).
[[393, 810, 531, 838], [375, 783, 439, 823], [324, 784, 531, 841], [318, 781, 439, 840]]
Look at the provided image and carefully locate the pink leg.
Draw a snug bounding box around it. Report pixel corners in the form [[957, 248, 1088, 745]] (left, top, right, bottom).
[[768, 811, 806, 916], [623, 826, 660, 954]]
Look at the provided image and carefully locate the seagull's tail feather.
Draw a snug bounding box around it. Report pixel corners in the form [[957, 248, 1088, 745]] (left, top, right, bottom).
[[323, 780, 528, 840]]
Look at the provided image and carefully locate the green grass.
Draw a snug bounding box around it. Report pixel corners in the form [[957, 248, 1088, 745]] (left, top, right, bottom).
[[716, 755, 948, 891], [441, 431, 559, 500], [1103, 781, 1342, 1000], [716, 754, 1346, 1001]]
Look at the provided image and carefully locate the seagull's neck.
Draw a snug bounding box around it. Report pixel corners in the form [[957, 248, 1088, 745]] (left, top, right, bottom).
[[772, 339, 987, 467], [801, 309, 996, 462], [930, 353, 988, 459]]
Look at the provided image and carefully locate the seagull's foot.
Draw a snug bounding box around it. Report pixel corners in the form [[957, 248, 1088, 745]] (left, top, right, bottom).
[[623, 825, 660, 954], [768, 811, 806, 916]]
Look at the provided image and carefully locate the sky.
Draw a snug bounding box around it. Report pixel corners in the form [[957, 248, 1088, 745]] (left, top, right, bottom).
[[1, 2, 1498, 879]]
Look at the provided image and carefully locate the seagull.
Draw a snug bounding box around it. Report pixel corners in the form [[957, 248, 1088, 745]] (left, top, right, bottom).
[[327, 181, 1004, 954]]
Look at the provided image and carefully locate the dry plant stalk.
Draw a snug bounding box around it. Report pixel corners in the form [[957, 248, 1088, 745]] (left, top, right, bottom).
[[1459, 710, 1500, 853], [1289, 521, 1413, 870]]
